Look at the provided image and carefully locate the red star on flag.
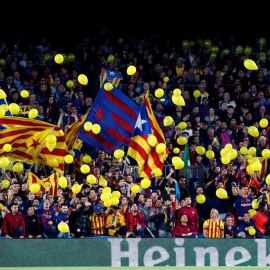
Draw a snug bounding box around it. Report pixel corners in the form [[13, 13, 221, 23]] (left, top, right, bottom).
[[94, 106, 105, 122], [30, 139, 40, 149]]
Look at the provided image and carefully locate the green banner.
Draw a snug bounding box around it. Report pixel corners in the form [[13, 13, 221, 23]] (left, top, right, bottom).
[[0, 238, 269, 267]]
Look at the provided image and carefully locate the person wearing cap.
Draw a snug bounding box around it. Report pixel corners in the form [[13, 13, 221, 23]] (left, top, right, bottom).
[[89, 204, 109, 236], [105, 205, 126, 236]]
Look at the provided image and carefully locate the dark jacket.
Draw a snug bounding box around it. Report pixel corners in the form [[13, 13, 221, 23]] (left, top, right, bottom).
[[24, 214, 43, 237]]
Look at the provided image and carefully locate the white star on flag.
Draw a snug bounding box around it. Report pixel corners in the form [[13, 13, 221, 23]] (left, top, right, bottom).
[[135, 113, 147, 132]]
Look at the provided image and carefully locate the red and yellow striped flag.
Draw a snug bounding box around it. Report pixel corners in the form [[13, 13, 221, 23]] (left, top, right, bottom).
[[127, 92, 168, 178], [64, 113, 87, 151], [28, 172, 59, 197], [0, 116, 67, 173]]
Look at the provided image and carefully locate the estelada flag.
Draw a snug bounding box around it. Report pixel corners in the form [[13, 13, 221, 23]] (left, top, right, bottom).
[[0, 116, 67, 173], [28, 172, 59, 197], [127, 92, 168, 178]]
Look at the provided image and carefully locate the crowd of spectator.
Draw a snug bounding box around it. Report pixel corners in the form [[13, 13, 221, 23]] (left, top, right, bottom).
[[0, 31, 270, 239]]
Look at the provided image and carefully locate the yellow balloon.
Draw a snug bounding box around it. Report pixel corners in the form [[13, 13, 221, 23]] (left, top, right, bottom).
[[114, 149, 124, 159], [156, 143, 166, 153], [0, 104, 9, 112], [46, 142, 56, 152], [147, 134, 157, 147], [80, 164, 90, 174], [251, 161, 262, 171], [141, 178, 151, 189], [266, 174, 270, 184], [193, 89, 201, 98], [78, 74, 88, 85], [104, 199, 112, 208], [46, 135, 57, 144], [48, 157, 59, 168], [13, 163, 23, 172], [127, 65, 136, 75], [246, 164, 254, 175], [0, 89, 7, 99], [131, 184, 140, 194], [262, 149, 270, 158], [172, 156, 182, 167], [99, 178, 108, 187], [216, 188, 228, 199], [92, 124, 101, 134], [58, 222, 69, 233], [103, 187, 111, 193], [58, 176, 67, 188], [87, 174, 96, 184], [111, 197, 119, 206], [252, 199, 259, 209], [177, 136, 187, 145], [155, 88, 164, 98], [30, 183, 40, 193], [64, 154, 73, 164], [152, 167, 163, 176], [3, 144, 12, 152], [2, 179, 10, 189], [111, 190, 121, 199], [54, 54, 64, 64], [175, 159, 185, 170], [0, 107, 5, 118], [71, 183, 82, 194], [228, 149, 238, 160], [107, 54, 115, 63], [248, 126, 259, 137], [248, 147, 256, 156], [173, 147, 180, 154], [28, 108, 38, 119], [100, 193, 110, 202], [163, 116, 173, 126], [178, 122, 187, 129], [248, 227, 256, 235], [104, 82, 113, 91], [195, 146, 205, 155], [240, 147, 248, 155], [173, 88, 181, 96], [196, 194, 206, 204], [244, 59, 258, 70], [225, 143, 233, 150], [248, 209, 256, 218], [0, 157, 9, 168], [83, 155, 92, 163], [172, 95, 185, 106], [220, 149, 228, 157], [260, 118, 268, 128], [20, 90, 29, 98], [9, 103, 20, 115], [84, 121, 92, 131], [206, 150, 215, 159], [221, 155, 230, 164], [163, 76, 169, 83]]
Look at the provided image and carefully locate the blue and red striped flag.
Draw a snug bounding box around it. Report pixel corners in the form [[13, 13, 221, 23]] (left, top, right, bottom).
[[99, 68, 124, 88], [77, 83, 140, 155], [154, 111, 169, 137], [221, 130, 238, 150]]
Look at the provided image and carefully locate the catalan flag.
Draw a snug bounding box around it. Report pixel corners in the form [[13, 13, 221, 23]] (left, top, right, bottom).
[[28, 172, 59, 197], [64, 113, 87, 151], [99, 68, 123, 88], [0, 116, 67, 173], [127, 92, 168, 178]]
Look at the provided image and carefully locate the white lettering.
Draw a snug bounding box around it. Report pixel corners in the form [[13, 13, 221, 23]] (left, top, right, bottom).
[[174, 238, 185, 266], [143, 246, 170, 266], [194, 247, 219, 266], [225, 247, 251, 266], [108, 238, 141, 267], [255, 239, 270, 266]]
